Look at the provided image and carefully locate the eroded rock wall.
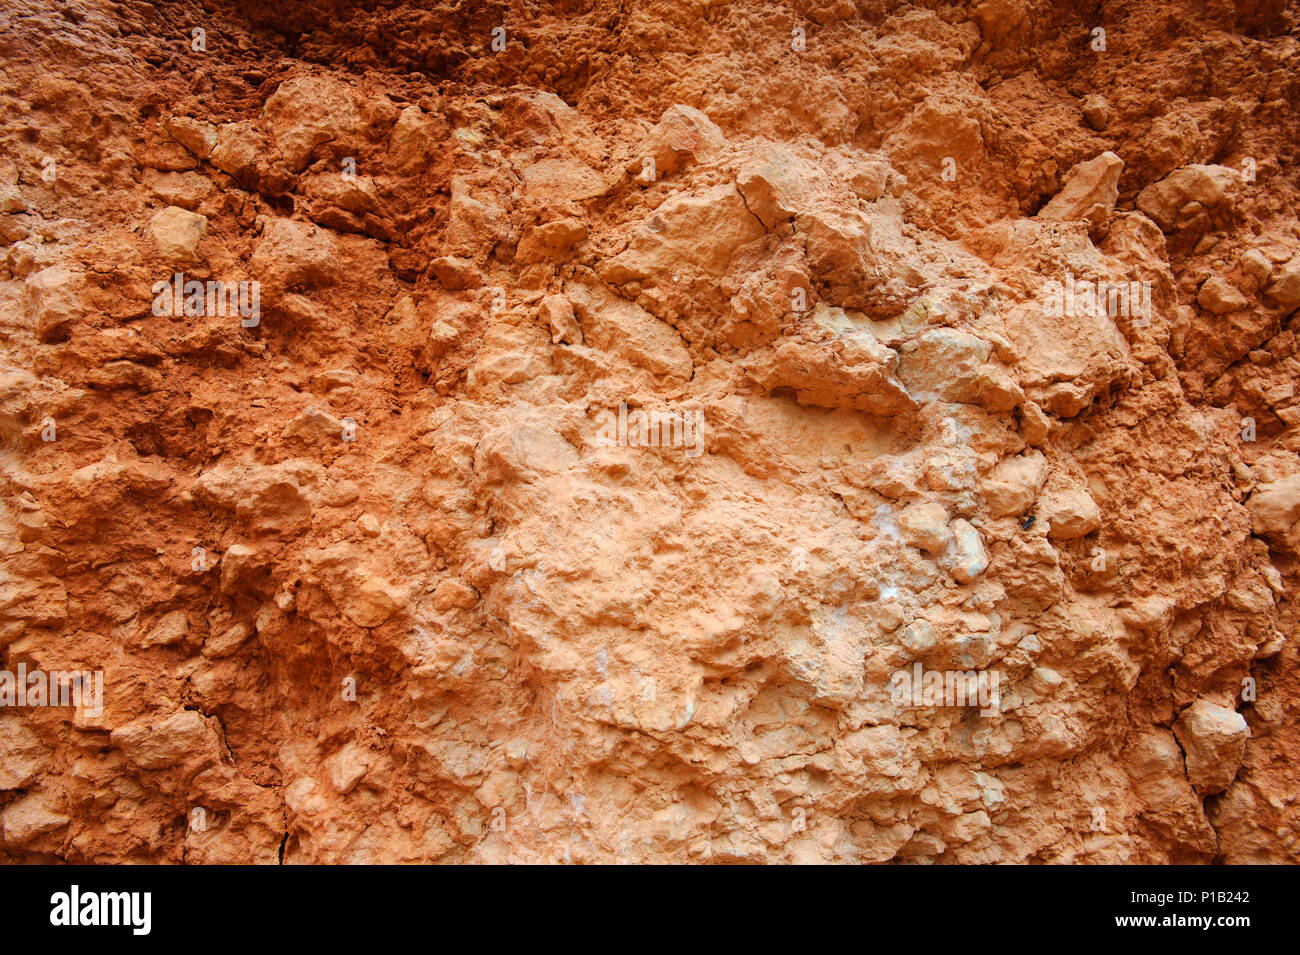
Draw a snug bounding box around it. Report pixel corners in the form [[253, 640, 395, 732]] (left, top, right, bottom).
[[0, 0, 1298, 863]]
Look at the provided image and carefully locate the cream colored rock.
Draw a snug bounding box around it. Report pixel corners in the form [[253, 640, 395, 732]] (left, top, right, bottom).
[[303, 543, 409, 628], [204, 622, 253, 658], [942, 519, 989, 583], [1, 791, 68, 844], [1037, 151, 1123, 233], [0, 181, 28, 213], [1240, 249, 1272, 285], [0, 715, 48, 790], [565, 282, 692, 378], [1136, 164, 1240, 232], [327, 742, 373, 794], [981, 451, 1048, 517], [746, 336, 914, 415], [250, 218, 341, 289], [263, 75, 361, 172], [898, 501, 949, 553], [388, 105, 441, 171], [638, 104, 726, 177], [897, 328, 991, 404], [192, 460, 319, 533], [1173, 701, 1249, 795], [1196, 276, 1248, 314], [1249, 473, 1300, 536], [141, 610, 189, 648], [164, 114, 219, 159], [147, 205, 207, 263], [111, 709, 220, 771], [540, 293, 582, 345], [22, 266, 84, 343], [1040, 483, 1101, 540], [601, 183, 764, 281], [520, 158, 607, 201], [1265, 256, 1300, 308]]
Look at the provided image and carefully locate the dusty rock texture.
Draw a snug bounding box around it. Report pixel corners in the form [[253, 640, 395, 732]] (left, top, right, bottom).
[[1, 0, 1298, 864]]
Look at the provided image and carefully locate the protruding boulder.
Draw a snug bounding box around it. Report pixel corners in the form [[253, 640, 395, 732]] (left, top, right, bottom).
[[1196, 276, 1248, 314], [22, 266, 84, 343], [0, 715, 49, 790], [1265, 256, 1300, 308], [981, 451, 1048, 517], [745, 336, 914, 415], [111, 709, 222, 771], [163, 115, 218, 160], [1249, 473, 1300, 537], [1173, 700, 1249, 795], [942, 519, 989, 583], [565, 283, 692, 379], [1037, 151, 1123, 234], [263, 75, 361, 172], [601, 183, 764, 281], [898, 501, 949, 554], [636, 104, 726, 178], [1039, 482, 1101, 540], [146, 205, 207, 263], [250, 218, 341, 290], [1, 791, 68, 845], [1136, 164, 1241, 232], [897, 328, 992, 403]]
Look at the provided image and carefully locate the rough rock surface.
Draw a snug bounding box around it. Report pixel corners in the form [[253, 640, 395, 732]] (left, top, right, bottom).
[[0, 0, 1298, 865]]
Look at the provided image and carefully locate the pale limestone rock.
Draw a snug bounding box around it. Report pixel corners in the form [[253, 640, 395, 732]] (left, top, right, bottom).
[[327, 742, 373, 794], [1081, 94, 1111, 130], [565, 282, 692, 378], [540, 293, 582, 345], [111, 709, 220, 771], [388, 105, 440, 172], [637, 104, 726, 177], [520, 157, 607, 201], [22, 266, 84, 343], [1196, 276, 1248, 314], [516, 218, 587, 264], [263, 75, 361, 172], [204, 622, 252, 658], [1136, 164, 1240, 232], [1003, 288, 1130, 417], [141, 610, 189, 648], [147, 205, 207, 263], [1241, 248, 1272, 285], [1249, 473, 1300, 536], [745, 336, 914, 415], [1265, 256, 1300, 308], [1173, 701, 1249, 795], [1040, 482, 1101, 540], [209, 122, 293, 194], [434, 579, 479, 611], [601, 183, 764, 281], [942, 519, 989, 583], [250, 218, 341, 289], [0, 715, 48, 790], [303, 543, 408, 629], [897, 328, 991, 403], [1037, 151, 1122, 233], [898, 501, 949, 554], [192, 460, 319, 533], [164, 114, 218, 159], [981, 451, 1048, 517], [1, 791, 68, 844], [283, 406, 348, 443], [900, 620, 937, 656], [0, 181, 28, 213]]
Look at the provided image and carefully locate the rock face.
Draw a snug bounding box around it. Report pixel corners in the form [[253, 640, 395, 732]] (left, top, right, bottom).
[[0, 0, 1297, 866]]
